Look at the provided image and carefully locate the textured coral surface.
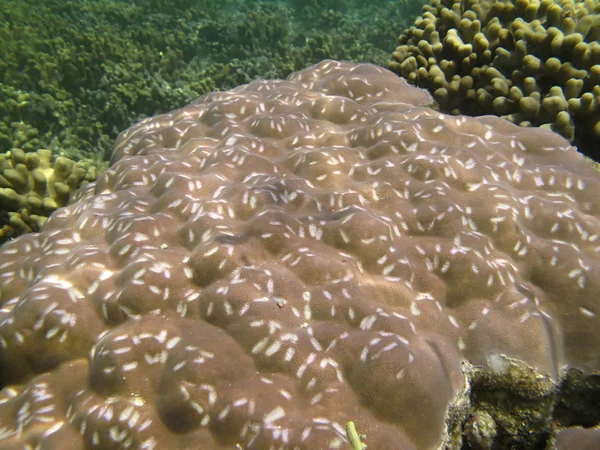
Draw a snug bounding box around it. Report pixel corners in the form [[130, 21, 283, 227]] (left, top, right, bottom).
[[0, 60, 599, 449], [555, 426, 600, 449]]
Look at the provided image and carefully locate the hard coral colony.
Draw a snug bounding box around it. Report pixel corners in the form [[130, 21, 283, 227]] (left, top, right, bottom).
[[389, 0, 600, 157], [0, 60, 599, 449]]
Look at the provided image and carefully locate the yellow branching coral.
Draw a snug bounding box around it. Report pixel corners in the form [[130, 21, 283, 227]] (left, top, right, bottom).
[[389, 0, 600, 157]]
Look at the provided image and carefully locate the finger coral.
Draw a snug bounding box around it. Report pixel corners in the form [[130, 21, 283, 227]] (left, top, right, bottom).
[[0, 60, 599, 449], [389, 0, 600, 159], [0, 149, 106, 245]]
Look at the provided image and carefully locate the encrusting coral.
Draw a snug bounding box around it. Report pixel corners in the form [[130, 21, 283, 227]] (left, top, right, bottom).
[[0, 60, 599, 449], [389, 0, 600, 159]]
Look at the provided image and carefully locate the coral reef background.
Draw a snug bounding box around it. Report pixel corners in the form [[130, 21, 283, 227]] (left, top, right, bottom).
[[0, 0, 425, 243], [0, 0, 422, 161]]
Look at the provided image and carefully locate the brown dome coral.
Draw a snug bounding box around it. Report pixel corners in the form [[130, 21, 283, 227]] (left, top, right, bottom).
[[0, 60, 599, 449]]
